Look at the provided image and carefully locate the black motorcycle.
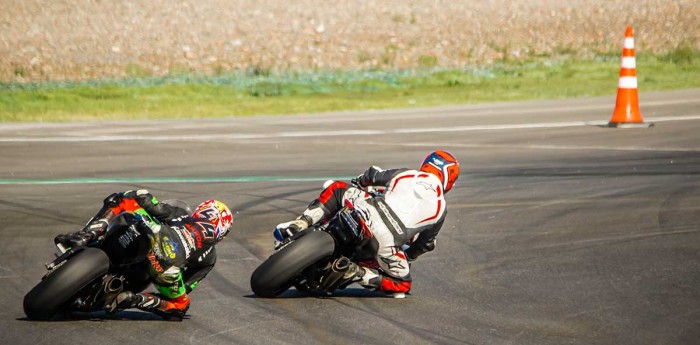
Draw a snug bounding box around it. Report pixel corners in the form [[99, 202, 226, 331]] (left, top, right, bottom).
[[24, 211, 156, 320], [250, 186, 383, 298]]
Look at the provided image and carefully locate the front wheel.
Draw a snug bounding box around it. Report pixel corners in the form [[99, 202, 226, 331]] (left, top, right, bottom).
[[23, 248, 110, 320], [250, 230, 335, 298]]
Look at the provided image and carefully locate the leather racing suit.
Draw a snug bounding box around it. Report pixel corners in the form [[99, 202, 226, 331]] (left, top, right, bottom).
[[56, 190, 218, 319], [297, 167, 446, 293]]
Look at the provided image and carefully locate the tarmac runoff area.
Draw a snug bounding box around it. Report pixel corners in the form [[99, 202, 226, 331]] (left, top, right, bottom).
[[0, 88, 699, 345]]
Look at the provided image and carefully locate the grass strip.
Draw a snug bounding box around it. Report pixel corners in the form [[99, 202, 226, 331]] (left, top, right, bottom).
[[1, 51, 698, 122]]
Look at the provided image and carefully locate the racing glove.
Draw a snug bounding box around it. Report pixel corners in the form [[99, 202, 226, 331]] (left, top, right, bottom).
[[355, 166, 384, 187], [273, 215, 313, 242]]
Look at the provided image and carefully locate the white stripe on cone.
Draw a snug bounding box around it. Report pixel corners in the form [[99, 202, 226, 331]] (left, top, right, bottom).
[[618, 76, 638, 89], [624, 37, 634, 49], [621, 57, 636, 69]]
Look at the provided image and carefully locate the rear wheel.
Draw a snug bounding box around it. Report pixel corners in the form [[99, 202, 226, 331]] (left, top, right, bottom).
[[23, 248, 110, 320], [250, 230, 335, 298]]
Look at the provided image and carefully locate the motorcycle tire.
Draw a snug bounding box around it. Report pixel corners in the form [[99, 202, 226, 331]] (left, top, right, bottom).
[[23, 247, 110, 321], [250, 230, 335, 298]]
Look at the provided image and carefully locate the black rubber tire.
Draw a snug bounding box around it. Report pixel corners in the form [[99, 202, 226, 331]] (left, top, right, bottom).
[[250, 230, 335, 298], [23, 248, 110, 321]]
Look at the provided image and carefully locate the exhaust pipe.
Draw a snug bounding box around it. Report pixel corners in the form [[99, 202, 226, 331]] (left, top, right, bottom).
[[103, 275, 124, 305], [105, 276, 124, 293], [332, 257, 350, 272], [319, 257, 353, 290]]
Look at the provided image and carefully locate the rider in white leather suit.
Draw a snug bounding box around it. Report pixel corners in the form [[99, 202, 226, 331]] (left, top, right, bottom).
[[275, 151, 460, 295]]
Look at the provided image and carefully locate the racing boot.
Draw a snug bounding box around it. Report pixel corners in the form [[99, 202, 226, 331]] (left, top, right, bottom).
[[332, 258, 411, 298], [54, 194, 122, 249], [54, 217, 111, 249], [106, 291, 189, 321], [358, 268, 412, 298]]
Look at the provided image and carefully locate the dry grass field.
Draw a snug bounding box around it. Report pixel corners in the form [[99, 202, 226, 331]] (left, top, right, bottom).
[[1, 0, 698, 82]]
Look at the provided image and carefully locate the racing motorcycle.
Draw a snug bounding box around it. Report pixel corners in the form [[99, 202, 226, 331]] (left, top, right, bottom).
[[23, 201, 188, 321], [250, 181, 383, 298]]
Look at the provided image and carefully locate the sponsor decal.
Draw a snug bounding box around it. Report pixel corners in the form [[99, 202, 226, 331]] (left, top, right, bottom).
[[45, 260, 67, 277], [380, 256, 407, 271], [431, 157, 444, 166], [416, 181, 436, 192], [182, 229, 195, 247], [186, 223, 204, 248], [173, 228, 193, 257], [150, 235, 165, 260], [172, 215, 188, 223], [198, 247, 213, 262], [118, 225, 141, 248], [162, 236, 178, 259], [194, 229, 203, 248], [377, 201, 403, 235], [147, 252, 164, 273]]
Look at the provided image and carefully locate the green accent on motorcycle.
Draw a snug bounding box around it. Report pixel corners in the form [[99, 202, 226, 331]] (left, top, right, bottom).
[[134, 208, 159, 228]]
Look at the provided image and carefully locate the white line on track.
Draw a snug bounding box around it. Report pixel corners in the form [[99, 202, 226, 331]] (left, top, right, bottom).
[[365, 141, 700, 152], [1, 115, 699, 143], [267, 97, 700, 124]]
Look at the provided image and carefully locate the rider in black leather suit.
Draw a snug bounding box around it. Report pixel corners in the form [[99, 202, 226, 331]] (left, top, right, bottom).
[[55, 190, 233, 320]]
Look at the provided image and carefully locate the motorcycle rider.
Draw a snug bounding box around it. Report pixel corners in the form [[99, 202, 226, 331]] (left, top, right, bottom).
[[54, 190, 233, 320], [274, 150, 459, 297]]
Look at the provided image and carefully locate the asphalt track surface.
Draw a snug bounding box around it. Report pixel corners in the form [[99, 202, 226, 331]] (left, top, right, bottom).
[[1, 89, 699, 345]]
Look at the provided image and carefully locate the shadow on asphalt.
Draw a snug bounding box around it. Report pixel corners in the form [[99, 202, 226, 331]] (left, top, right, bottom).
[[16, 310, 180, 322], [244, 287, 404, 299]]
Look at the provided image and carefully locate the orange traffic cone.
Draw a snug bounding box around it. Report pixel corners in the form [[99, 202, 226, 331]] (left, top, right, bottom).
[[608, 26, 653, 128]]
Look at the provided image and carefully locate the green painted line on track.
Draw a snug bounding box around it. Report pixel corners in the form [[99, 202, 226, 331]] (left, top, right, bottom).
[[0, 176, 355, 185]]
